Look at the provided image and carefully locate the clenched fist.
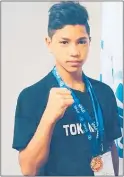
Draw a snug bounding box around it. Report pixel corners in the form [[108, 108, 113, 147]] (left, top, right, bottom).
[[44, 88, 74, 124]]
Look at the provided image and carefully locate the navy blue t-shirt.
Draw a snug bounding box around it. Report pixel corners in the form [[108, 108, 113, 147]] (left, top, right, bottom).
[[12, 71, 121, 176]]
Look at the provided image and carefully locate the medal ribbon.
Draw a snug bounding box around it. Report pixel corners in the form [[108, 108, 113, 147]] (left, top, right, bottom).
[[52, 67, 104, 157]]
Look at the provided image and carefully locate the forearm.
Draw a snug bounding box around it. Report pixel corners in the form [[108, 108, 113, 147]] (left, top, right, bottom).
[[111, 141, 119, 176], [19, 110, 56, 176]]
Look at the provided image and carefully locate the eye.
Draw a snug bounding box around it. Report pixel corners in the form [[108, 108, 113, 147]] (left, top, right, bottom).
[[59, 41, 68, 44], [78, 40, 87, 44]]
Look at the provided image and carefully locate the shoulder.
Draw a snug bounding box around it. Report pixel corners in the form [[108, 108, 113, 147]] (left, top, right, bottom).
[[88, 77, 115, 100], [17, 71, 56, 104], [87, 77, 118, 116], [15, 71, 58, 118]]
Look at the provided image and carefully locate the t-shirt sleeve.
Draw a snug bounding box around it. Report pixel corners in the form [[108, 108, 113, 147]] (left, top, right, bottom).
[[106, 87, 122, 142], [12, 90, 39, 151]]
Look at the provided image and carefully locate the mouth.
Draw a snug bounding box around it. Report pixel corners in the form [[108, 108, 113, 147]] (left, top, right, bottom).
[[67, 60, 82, 66]]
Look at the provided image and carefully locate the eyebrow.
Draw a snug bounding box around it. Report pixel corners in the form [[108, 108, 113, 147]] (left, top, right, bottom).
[[61, 37, 88, 41]]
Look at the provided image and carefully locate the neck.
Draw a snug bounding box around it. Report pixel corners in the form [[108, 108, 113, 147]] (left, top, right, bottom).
[[55, 64, 85, 92]]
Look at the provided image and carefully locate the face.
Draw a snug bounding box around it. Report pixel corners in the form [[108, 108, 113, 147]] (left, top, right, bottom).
[[46, 25, 90, 73]]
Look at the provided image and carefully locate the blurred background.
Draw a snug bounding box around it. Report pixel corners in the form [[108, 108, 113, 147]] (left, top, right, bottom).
[[1, 1, 123, 175]]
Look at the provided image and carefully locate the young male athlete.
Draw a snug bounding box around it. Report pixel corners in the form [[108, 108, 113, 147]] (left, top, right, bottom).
[[12, 1, 122, 176]]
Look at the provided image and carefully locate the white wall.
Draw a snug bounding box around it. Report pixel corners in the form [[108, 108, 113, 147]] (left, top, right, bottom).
[[100, 2, 123, 175], [1, 2, 102, 175], [101, 2, 123, 82]]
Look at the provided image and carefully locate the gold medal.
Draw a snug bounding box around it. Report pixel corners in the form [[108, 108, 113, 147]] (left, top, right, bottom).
[[90, 156, 103, 172]]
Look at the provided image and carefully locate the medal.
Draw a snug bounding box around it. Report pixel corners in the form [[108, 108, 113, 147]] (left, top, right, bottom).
[[90, 156, 103, 172]]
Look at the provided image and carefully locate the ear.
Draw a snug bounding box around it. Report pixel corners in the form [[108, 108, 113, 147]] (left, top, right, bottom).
[[45, 36, 52, 50], [45, 36, 53, 53]]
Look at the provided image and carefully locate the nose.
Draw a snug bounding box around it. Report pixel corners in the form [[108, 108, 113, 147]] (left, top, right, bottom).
[[69, 44, 80, 57]]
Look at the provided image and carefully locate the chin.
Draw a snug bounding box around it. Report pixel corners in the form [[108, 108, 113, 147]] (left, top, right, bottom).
[[65, 66, 83, 73]]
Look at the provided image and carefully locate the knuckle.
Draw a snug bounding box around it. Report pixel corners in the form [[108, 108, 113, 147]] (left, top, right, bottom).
[[50, 87, 57, 95]]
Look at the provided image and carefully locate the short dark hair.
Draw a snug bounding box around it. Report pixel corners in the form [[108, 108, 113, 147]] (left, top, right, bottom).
[[48, 1, 90, 38]]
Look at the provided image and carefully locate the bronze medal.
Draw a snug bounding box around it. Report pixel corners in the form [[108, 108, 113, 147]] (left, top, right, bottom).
[[90, 156, 103, 172]]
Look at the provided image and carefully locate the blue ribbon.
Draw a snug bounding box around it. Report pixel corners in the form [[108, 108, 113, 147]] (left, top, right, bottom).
[[52, 67, 104, 157]]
